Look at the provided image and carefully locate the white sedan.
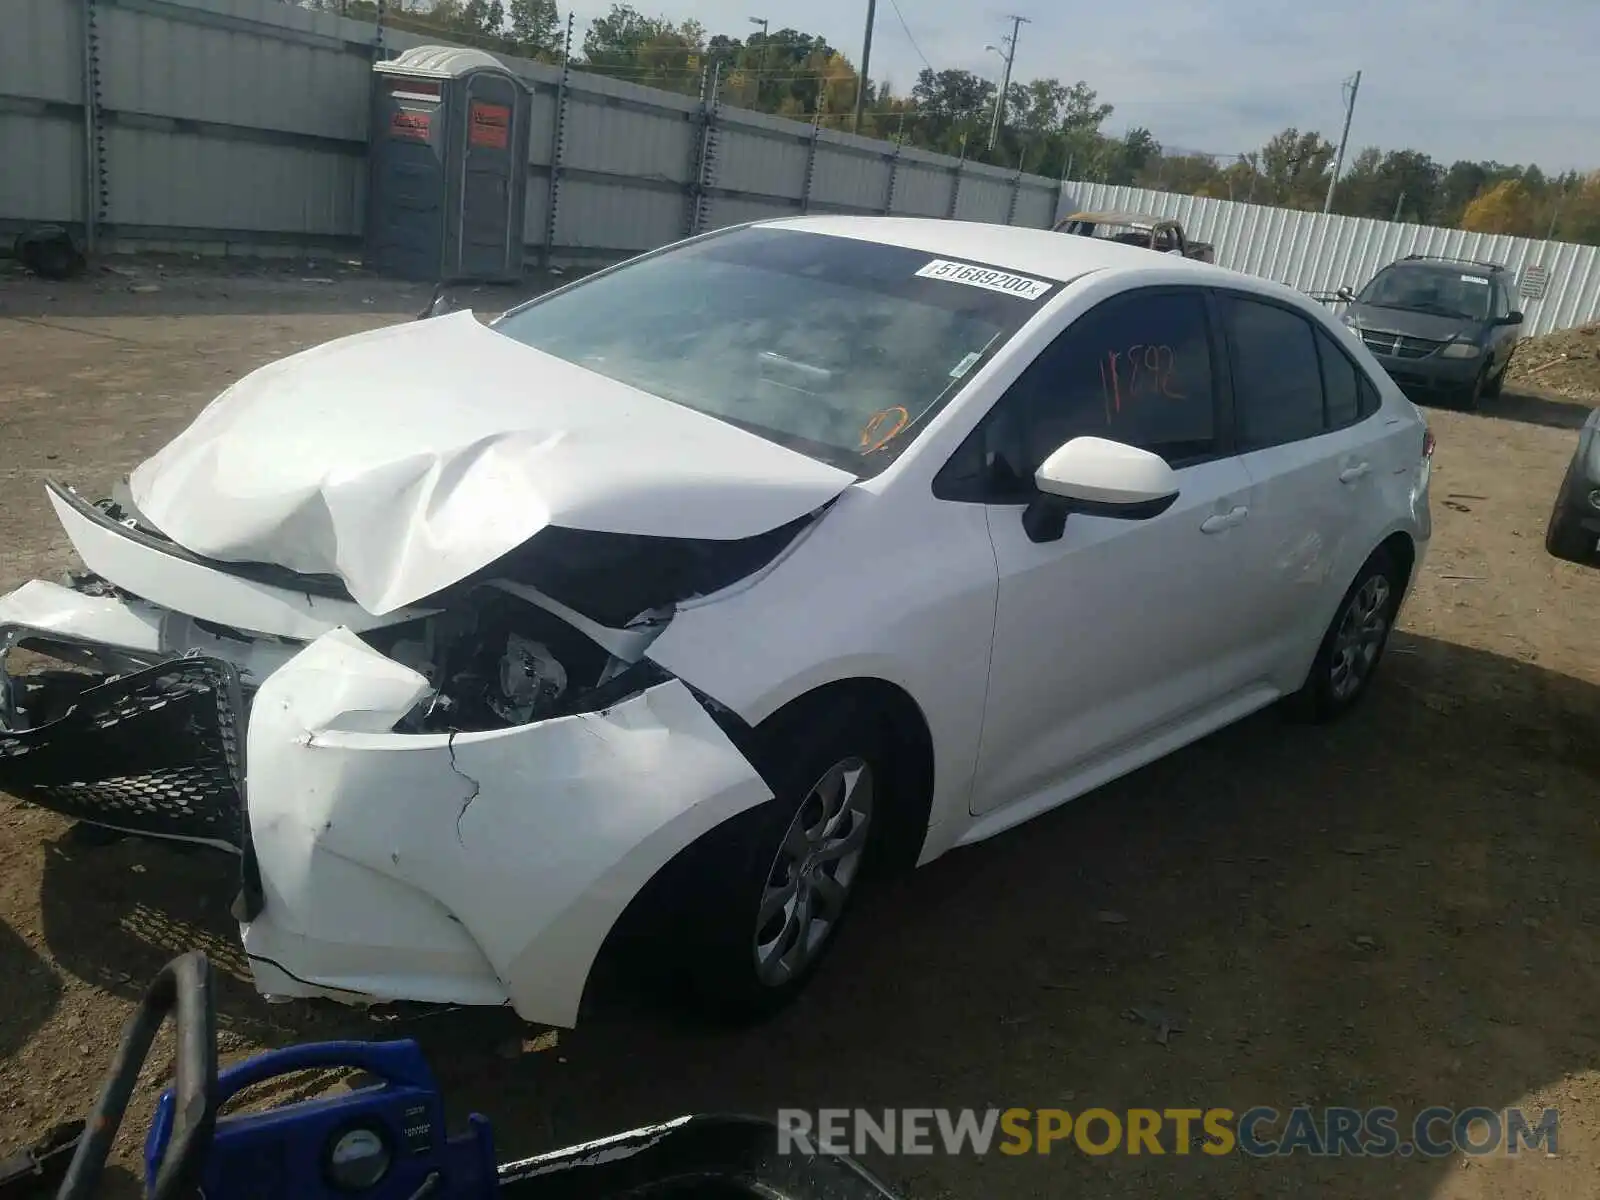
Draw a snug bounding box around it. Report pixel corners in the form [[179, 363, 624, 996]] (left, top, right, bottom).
[[0, 217, 1432, 1026]]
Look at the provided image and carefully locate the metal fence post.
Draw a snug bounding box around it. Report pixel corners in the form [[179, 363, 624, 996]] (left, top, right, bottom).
[[1054, 153, 1072, 225], [946, 139, 966, 220], [684, 61, 722, 237], [799, 111, 820, 214], [539, 12, 574, 270], [79, 0, 106, 254], [881, 144, 900, 216]]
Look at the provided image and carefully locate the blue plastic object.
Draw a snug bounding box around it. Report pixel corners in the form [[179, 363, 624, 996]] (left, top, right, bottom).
[[145, 1039, 497, 1200]]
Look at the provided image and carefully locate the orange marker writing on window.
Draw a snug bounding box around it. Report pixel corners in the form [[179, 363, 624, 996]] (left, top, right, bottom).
[[860, 406, 910, 452]]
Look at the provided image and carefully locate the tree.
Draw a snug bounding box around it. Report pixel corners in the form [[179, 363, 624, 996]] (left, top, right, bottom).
[[508, 0, 560, 58], [580, 3, 704, 93], [906, 68, 995, 155], [1460, 179, 1536, 235], [1257, 128, 1336, 208]]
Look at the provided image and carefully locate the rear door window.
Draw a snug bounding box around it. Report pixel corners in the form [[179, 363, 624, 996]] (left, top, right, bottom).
[[1316, 326, 1362, 429], [1221, 296, 1325, 450]]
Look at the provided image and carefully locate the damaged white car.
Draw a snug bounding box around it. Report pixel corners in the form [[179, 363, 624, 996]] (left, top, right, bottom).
[[0, 217, 1432, 1027]]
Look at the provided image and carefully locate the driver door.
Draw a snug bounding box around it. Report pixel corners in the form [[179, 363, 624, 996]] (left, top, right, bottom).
[[936, 287, 1262, 819]]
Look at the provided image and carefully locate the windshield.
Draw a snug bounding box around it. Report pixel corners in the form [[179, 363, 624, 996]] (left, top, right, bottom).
[[491, 226, 1056, 474], [1356, 264, 1492, 320]]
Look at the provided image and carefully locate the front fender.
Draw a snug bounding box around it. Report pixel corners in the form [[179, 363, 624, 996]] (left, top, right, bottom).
[[241, 629, 773, 1026]]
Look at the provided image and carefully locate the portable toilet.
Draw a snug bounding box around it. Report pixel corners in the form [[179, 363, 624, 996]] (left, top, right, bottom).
[[367, 45, 532, 283]]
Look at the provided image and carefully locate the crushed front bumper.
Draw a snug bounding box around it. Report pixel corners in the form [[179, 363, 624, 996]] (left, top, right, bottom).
[[0, 495, 774, 1028]]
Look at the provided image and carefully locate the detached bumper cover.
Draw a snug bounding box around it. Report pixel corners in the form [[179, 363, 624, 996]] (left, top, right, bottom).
[[0, 579, 772, 1027]]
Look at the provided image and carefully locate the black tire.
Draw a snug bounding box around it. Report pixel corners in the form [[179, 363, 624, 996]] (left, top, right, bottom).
[[1545, 458, 1594, 563], [1285, 547, 1403, 723], [654, 695, 891, 1025]]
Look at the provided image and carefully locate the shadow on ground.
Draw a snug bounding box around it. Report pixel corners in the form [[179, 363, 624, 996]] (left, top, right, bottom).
[[0, 919, 61, 1061], [1490, 387, 1597, 432], [34, 631, 1600, 1199], [1412, 386, 1596, 433]]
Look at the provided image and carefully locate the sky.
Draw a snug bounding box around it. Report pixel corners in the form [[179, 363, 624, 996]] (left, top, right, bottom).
[[560, 0, 1599, 172]]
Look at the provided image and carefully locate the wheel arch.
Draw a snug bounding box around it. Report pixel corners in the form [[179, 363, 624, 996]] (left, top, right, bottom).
[[747, 676, 936, 875], [587, 673, 938, 1017]]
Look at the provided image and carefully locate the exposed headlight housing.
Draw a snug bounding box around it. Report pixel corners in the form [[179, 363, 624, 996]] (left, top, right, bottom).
[[1439, 340, 1482, 359]]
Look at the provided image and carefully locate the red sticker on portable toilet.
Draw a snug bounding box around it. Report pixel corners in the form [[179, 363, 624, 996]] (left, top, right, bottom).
[[390, 110, 432, 141], [469, 103, 510, 149]]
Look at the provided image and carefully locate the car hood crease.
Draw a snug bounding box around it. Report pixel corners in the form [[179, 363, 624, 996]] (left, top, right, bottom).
[[127, 311, 856, 616]]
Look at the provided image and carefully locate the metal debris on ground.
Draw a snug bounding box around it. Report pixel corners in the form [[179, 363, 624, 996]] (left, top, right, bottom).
[[1123, 1005, 1185, 1046]]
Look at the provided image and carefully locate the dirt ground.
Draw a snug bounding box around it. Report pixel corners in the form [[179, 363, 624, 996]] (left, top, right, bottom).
[[3, 259, 1600, 1200]]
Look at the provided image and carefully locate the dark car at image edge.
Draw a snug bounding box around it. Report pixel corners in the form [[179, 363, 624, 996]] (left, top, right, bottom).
[[1545, 405, 1600, 569]]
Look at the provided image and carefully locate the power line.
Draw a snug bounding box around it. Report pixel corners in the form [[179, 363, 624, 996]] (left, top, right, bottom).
[[883, 0, 933, 72]]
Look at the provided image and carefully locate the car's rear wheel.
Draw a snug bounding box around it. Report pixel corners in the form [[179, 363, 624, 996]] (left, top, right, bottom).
[[1286, 547, 1403, 722], [663, 697, 889, 1023]]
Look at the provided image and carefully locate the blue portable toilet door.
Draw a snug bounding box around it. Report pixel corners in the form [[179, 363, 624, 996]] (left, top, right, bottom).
[[457, 72, 522, 278]]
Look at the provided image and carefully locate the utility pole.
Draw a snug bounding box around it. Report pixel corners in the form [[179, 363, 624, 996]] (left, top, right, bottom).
[[1323, 69, 1361, 214], [851, 0, 876, 134], [749, 16, 768, 104], [986, 14, 1029, 152], [1392, 190, 1405, 222]]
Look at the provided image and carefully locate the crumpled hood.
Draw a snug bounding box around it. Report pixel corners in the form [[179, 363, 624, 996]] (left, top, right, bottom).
[[129, 311, 855, 615]]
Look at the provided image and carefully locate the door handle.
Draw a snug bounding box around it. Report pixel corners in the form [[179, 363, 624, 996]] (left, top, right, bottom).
[[1339, 462, 1371, 484], [1200, 505, 1248, 533]]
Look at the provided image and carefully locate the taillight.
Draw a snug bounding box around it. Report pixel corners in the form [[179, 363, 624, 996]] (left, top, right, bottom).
[[1422, 428, 1436, 460]]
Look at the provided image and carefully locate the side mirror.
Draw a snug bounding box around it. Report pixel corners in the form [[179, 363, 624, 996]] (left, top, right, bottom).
[[1022, 437, 1181, 544], [1335, 286, 1356, 303], [1502, 310, 1525, 325]]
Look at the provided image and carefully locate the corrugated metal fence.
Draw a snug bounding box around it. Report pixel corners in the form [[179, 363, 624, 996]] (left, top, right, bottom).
[[0, 0, 1063, 258], [3, 0, 1599, 335], [1061, 183, 1600, 338]]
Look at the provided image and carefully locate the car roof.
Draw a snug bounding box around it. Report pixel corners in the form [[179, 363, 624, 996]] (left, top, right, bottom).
[[1391, 256, 1505, 276], [754, 215, 1238, 288], [1061, 210, 1160, 226]]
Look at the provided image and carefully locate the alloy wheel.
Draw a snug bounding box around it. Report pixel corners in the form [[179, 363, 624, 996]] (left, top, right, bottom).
[[1329, 574, 1391, 701], [753, 756, 874, 987]]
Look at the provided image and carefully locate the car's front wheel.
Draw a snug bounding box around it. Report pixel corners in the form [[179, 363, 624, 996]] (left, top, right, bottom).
[[1461, 363, 1491, 411], [665, 697, 888, 1023], [1483, 347, 1514, 398], [1287, 546, 1403, 721]]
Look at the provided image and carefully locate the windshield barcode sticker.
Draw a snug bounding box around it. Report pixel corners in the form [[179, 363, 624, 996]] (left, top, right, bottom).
[[1460, 275, 1488, 285], [915, 259, 1052, 300]]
